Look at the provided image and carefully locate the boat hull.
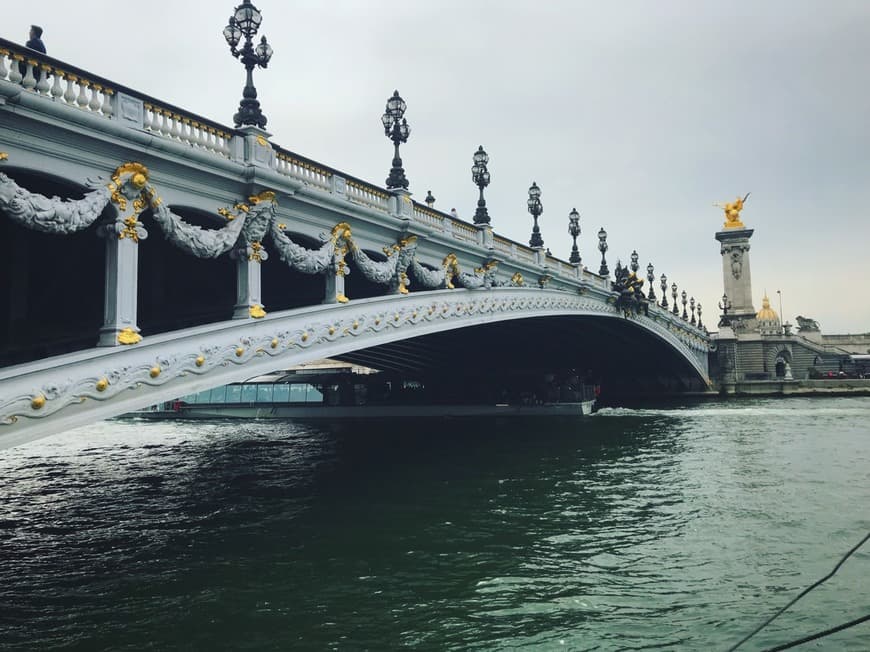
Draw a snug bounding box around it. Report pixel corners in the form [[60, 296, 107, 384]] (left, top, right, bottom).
[[131, 400, 597, 420]]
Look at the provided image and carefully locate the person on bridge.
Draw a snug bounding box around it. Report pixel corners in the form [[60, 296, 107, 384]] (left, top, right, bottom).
[[21, 25, 46, 83], [26, 25, 46, 53]]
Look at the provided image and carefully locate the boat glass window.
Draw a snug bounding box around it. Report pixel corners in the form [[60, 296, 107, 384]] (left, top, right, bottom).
[[307, 384, 324, 403], [209, 386, 227, 403], [257, 384, 274, 403], [195, 390, 211, 404], [241, 385, 257, 403], [225, 385, 243, 403], [181, 393, 199, 404], [289, 384, 307, 403], [273, 384, 290, 403]]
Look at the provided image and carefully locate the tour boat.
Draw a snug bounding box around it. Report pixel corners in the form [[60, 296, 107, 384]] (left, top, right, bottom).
[[131, 361, 599, 420]]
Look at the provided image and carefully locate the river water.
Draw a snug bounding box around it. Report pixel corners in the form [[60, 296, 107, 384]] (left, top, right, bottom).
[[1, 397, 868, 651]]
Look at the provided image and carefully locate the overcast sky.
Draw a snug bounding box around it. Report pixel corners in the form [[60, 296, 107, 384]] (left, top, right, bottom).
[[8, 1, 870, 332]]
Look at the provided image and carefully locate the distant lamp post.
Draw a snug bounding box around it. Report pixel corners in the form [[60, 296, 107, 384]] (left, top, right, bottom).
[[471, 146, 491, 225], [568, 208, 581, 265], [597, 227, 609, 276], [660, 273, 668, 309], [630, 250, 639, 274], [719, 293, 732, 326], [223, 0, 273, 129], [776, 289, 784, 335], [681, 290, 688, 320], [527, 182, 544, 248], [646, 262, 656, 302], [382, 90, 411, 189], [671, 283, 679, 315], [697, 302, 704, 330], [690, 296, 696, 325], [425, 190, 435, 208]]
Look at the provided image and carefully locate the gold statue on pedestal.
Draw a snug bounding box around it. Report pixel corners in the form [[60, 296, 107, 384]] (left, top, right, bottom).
[[715, 192, 750, 229]]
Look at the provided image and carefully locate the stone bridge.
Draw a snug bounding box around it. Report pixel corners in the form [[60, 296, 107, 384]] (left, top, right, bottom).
[[0, 37, 711, 447]]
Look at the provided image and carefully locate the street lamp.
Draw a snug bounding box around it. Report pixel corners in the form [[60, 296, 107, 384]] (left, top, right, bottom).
[[597, 227, 608, 276], [471, 146, 491, 225], [690, 296, 696, 325], [527, 182, 543, 248], [681, 290, 688, 320], [660, 273, 668, 309], [630, 250, 639, 274], [568, 208, 581, 265], [671, 282, 679, 315], [382, 90, 411, 189], [697, 302, 704, 330], [646, 262, 656, 302], [718, 294, 732, 327], [425, 190, 435, 208], [223, 0, 273, 129]]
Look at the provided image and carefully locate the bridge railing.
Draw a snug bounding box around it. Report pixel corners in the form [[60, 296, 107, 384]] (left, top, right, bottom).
[[0, 37, 235, 159], [0, 35, 598, 279]]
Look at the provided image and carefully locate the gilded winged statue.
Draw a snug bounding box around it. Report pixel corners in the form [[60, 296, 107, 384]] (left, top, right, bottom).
[[715, 192, 750, 229]]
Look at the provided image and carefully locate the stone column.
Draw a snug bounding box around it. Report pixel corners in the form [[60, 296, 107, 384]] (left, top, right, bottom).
[[715, 228, 756, 321], [231, 245, 265, 319], [97, 219, 147, 346]]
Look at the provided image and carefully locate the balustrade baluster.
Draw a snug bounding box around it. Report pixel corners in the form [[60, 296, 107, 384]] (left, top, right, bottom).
[[9, 54, 23, 84], [170, 114, 181, 139], [89, 84, 102, 112], [36, 65, 51, 94], [50, 69, 63, 99], [190, 122, 202, 147], [101, 88, 114, 117], [63, 74, 77, 104], [159, 110, 171, 136], [76, 80, 89, 108], [0, 49, 8, 80], [21, 59, 37, 90]]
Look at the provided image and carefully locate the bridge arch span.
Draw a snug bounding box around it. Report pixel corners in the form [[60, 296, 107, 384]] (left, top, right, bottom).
[[0, 287, 709, 449]]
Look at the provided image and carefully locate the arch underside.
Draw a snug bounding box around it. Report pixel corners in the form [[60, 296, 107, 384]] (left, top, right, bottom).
[[335, 314, 709, 397]]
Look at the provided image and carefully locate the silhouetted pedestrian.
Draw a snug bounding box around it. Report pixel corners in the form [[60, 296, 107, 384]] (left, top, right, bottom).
[[26, 25, 46, 54], [20, 25, 46, 82]]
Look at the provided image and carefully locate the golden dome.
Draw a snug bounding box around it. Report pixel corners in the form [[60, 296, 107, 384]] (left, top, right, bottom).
[[756, 294, 779, 321]]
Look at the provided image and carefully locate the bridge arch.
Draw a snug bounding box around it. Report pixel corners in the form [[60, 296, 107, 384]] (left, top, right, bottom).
[[0, 287, 710, 449]]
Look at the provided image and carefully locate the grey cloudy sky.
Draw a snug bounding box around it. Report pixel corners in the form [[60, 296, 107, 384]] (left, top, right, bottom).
[[10, 1, 870, 332]]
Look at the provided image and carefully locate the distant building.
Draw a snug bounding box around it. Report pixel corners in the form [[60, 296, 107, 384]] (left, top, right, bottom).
[[710, 204, 869, 393]]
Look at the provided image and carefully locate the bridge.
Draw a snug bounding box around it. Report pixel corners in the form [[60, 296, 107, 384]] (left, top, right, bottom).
[[0, 35, 711, 448]]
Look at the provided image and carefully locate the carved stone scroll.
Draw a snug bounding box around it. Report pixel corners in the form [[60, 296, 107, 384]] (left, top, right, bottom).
[[409, 259, 448, 289], [149, 198, 245, 259], [0, 172, 112, 234], [350, 237, 418, 291], [270, 222, 338, 274]]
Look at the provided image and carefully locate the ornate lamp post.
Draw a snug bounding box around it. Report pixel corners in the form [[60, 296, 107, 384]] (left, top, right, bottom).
[[646, 262, 656, 302], [630, 250, 639, 274], [681, 290, 688, 320], [568, 208, 581, 265], [471, 146, 491, 225], [690, 296, 696, 325], [671, 283, 679, 315], [382, 90, 411, 189], [223, 0, 273, 129], [425, 190, 435, 208], [527, 182, 543, 248], [660, 273, 668, 309], [597, 227, 608, 276], [697, 303, 704, 330], [719, 293, 732, 326]]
